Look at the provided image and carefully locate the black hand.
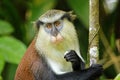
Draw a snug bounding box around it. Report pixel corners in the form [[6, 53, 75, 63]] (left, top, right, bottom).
[[84, 64, 103, 80], [64, 50, 85, 71]]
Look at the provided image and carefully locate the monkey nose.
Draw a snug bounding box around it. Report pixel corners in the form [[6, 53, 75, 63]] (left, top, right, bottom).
[[51, 27, 59, 37], [51, 32, 58, 37], [51, 34, 63, 44]]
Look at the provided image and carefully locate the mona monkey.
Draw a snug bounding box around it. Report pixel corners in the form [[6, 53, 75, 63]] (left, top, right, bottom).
[[15, 10, 103, 80]]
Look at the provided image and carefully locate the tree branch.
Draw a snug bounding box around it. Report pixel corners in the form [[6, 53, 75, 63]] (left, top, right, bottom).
[[89, 0, 100, 66]]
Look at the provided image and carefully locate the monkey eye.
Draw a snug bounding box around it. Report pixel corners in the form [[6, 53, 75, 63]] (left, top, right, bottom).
[[54, 21, 60, 27], [46, 23, 52, 29]]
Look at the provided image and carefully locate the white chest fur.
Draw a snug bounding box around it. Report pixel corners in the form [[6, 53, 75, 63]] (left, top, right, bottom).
[[36, 41, 81, 74], [47, 52, 72, 74]]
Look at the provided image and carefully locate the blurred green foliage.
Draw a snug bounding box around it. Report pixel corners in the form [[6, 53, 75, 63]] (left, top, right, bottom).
[[0, 20, 14, 35], [0, 20, 26, 80], [114, 73, 120, 80], [0, 0, 119, 80], [67, 0, 89, 27]]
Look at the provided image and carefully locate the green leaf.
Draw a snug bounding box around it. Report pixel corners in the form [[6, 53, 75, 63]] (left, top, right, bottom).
[[67, 0, 89, 27], [114, 73, 120, 80], [0, 76, 2, 80], [0, 36, 26, 64], [0, 20, 14, 35], [2, 63, 17, 80], [0, 54, 5, 74]]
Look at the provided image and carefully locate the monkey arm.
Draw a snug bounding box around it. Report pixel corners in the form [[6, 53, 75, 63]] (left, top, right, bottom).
[[56, 64, 103, 80], [64, 50, 103, 80], [64, 50, 85, 71]]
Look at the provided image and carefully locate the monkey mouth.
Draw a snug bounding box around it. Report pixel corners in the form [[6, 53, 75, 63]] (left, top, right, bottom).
[[51, 34, 64, 44]]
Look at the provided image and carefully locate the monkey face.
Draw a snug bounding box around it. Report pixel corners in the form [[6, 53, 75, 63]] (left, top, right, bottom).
[[35, 10, 77, 45], [43, 20, 64, 44]]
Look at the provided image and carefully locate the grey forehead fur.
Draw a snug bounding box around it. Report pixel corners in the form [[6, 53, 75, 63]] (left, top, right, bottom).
[[38, 10, 66, 23]]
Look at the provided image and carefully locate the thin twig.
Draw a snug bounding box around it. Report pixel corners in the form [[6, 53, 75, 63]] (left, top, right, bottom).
[[100, 28, 120, 73]]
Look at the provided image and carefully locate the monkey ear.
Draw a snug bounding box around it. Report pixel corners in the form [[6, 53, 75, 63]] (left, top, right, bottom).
[[31, 21, 38, 31], [32, 20, 44, 30], [67, 11, 77, 21]]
